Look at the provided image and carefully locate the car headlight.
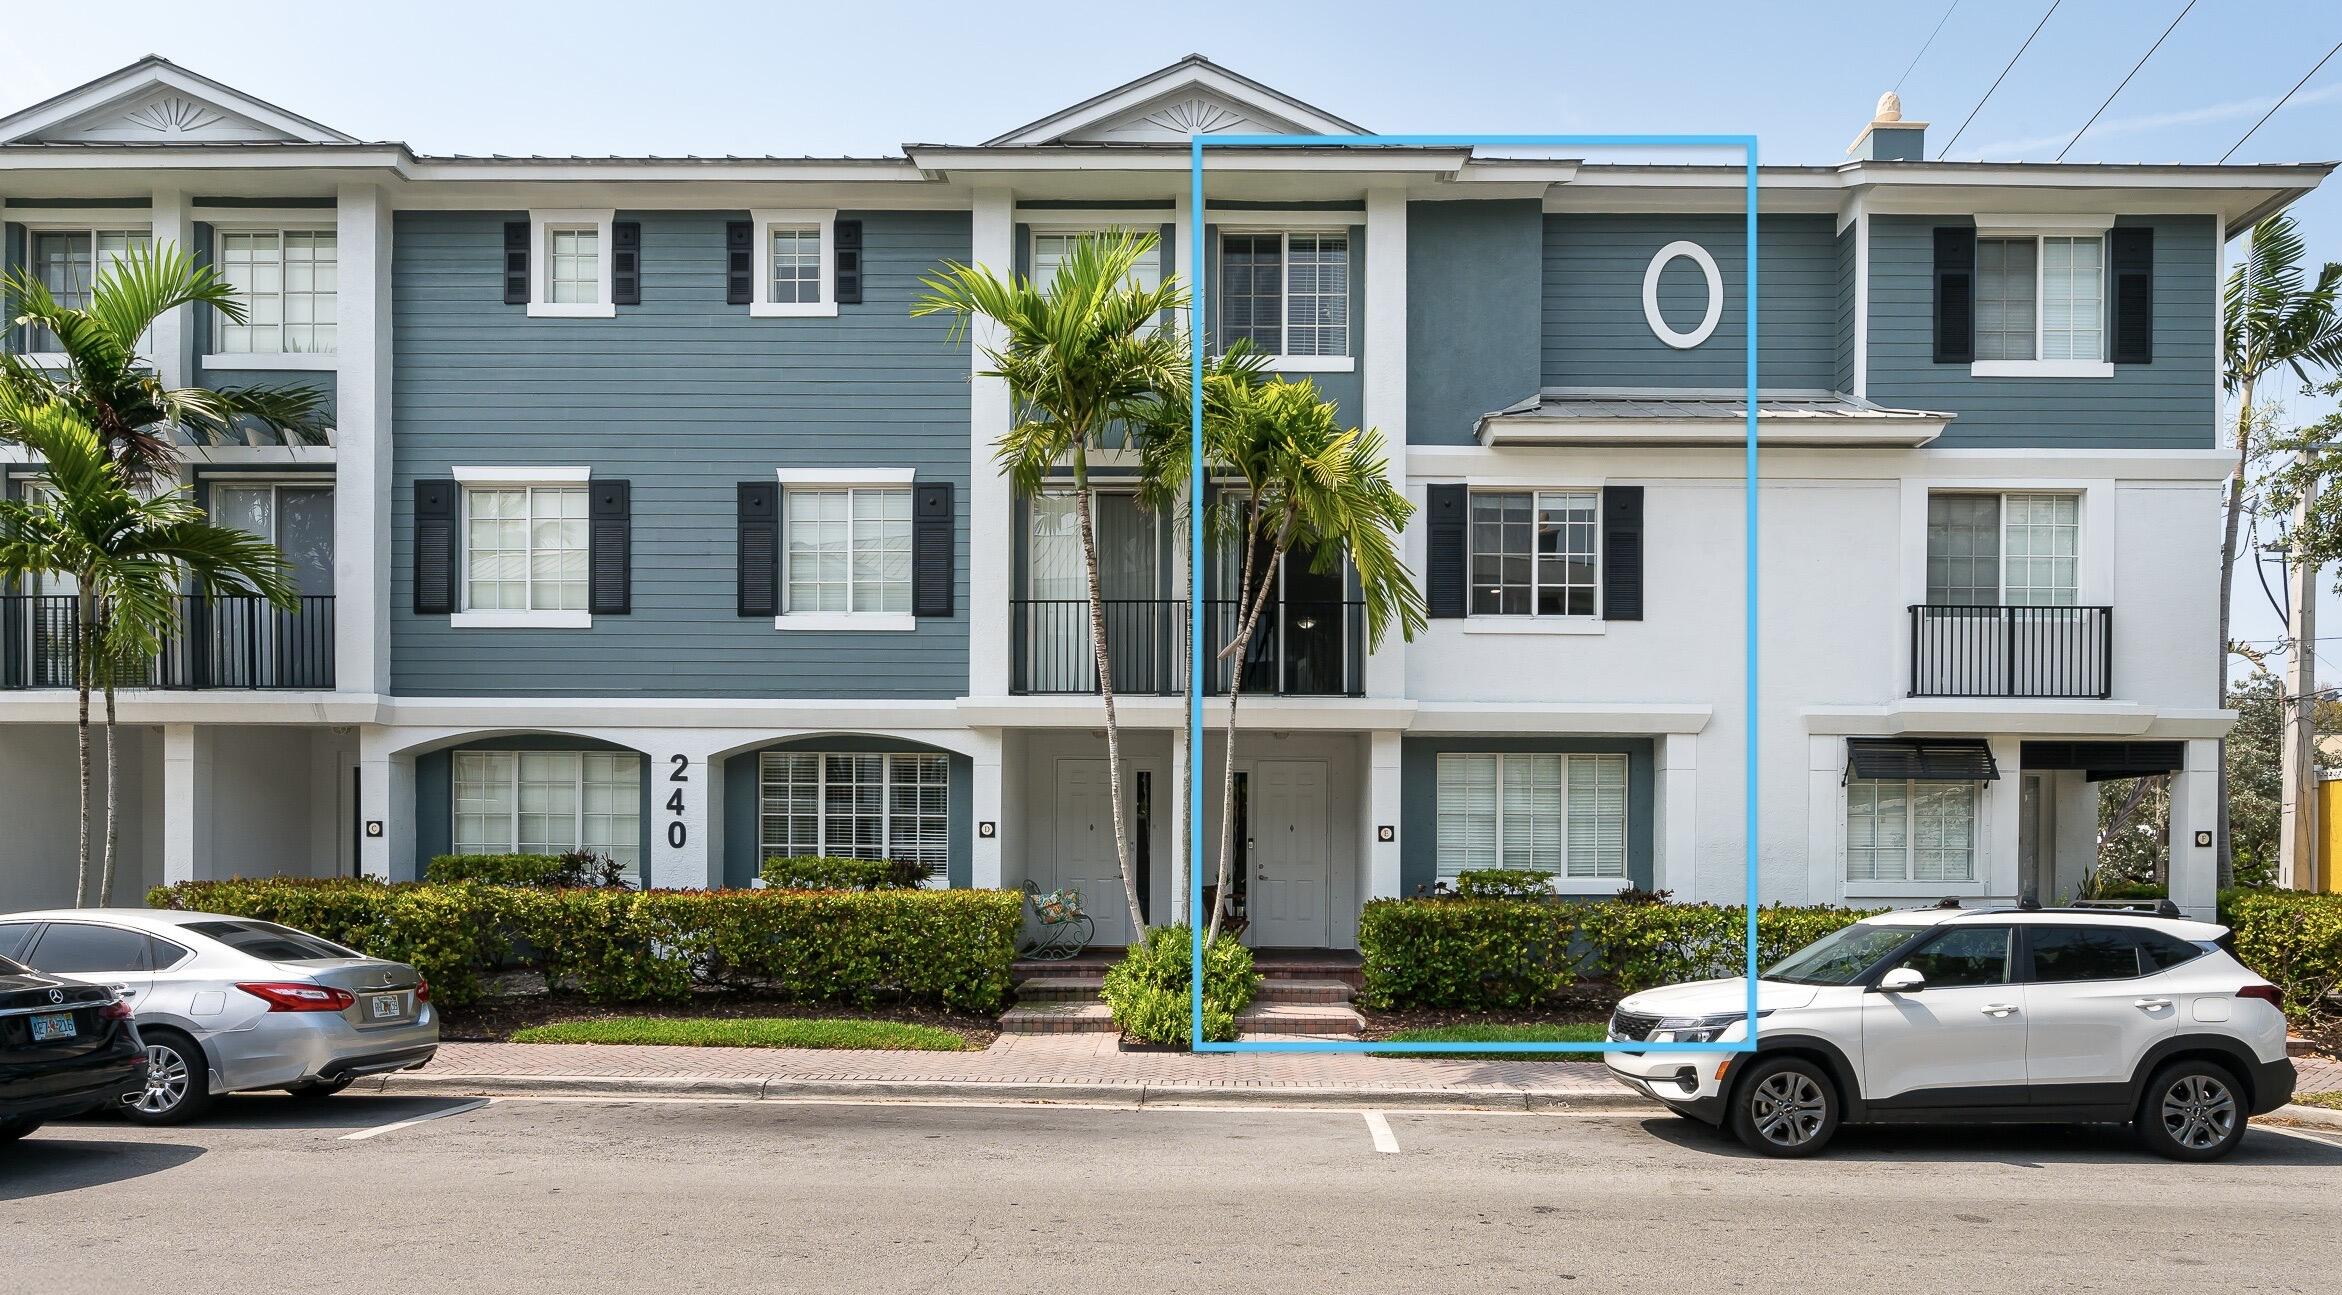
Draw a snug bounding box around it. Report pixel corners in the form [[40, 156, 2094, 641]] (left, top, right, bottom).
[[1646, 1011, 1768, 1044]]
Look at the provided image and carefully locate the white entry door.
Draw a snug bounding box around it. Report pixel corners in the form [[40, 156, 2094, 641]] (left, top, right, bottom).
[[1054, 759, 1136, 948], [1248, 760, 1330, 948]]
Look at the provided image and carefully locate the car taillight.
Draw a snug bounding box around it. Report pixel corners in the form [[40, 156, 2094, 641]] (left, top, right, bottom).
[[413, 977, 431, 1005], [235, 981, 356, 1012], [2237, 984, 2285, 1009], [99, 1000, 134, 1021]]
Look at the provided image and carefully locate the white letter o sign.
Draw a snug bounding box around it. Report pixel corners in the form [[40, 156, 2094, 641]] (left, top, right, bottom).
[[1642, 240, 1723, 349]]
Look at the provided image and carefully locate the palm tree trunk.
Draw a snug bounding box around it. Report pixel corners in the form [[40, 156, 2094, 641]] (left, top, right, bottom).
[[101, 672, 120, 907], [1209, 506, 1292, 944], [2213, 379, 2254, 888], [73, 588, 94, 908], [1075, 484, 1146, 941]]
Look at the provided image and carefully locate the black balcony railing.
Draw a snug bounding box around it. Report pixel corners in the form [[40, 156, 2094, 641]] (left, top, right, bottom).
[[1011, 598, 1365, 697], [1908, 603, 2111, 700], [2, 594, 336, 691]]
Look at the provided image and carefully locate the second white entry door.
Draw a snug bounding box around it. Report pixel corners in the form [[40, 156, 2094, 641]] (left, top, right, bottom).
[[1054, 759, 1136, 948], [1248, 760, 1331, 949]]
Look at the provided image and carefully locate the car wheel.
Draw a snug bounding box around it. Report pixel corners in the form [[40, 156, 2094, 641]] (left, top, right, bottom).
[[1729, 1057, 1839, 1158], [2137, 1060, 2246, 1161], [121, 1029, 213, 1126], [0, 1117, 41, 1143], [286, 1077, 355, 1100]]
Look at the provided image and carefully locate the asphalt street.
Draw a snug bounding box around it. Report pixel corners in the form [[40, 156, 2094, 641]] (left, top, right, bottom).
[[4, 1093, 2340, 1293]]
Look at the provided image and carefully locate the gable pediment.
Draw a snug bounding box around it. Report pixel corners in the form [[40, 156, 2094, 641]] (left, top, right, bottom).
[[985, 55, 1362, 146], [0, 57, 352, 147], [33, 86, 302, 143], [1059, 89, 1309, 144]]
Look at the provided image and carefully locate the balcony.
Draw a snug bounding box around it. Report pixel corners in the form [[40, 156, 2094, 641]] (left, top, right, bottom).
[[2, 595, 336, 691], [1907, 604, 2111, 701], [1011, 598, 1364, 697]]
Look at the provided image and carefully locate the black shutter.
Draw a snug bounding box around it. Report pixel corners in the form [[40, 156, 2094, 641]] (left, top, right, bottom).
[[1932, 226, 1975, 364], [725, 220, 753, 306], [912, 482, 954, 618], [413, 480, 459, 614], [1601, 485, 1644, 622], [834, 219, 863, 305], [2110, 226, 2154, 365], [502, 221, 530, 305], [1425, 483, 1467, 619], [589, 480, 631, 614], [610, 221, 641, 306], [737, 482, 778, 617]]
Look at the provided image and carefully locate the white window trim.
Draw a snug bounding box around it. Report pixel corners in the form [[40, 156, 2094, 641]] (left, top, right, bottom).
[[1465, 487, 1604, 622], [1970, 218, 2115, 378], [15, 218, 155, 366], [775, 468, 918, 632], [449, 467, 594, 629], [1436, 752, 1631, 889], [1839, 777, 1989, 895], [750, 208, 838, 318], [1218, 226, 1356, 371], [201, 221, 340, 365], [453, 749, 643, 880], [756, 750, 951, 888], [528, 209, 615, 318]]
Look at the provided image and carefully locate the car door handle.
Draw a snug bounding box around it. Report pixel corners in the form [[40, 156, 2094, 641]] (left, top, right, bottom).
[[2133, 998, 2173, 1010], [1981, 1003, 2019, 1017]]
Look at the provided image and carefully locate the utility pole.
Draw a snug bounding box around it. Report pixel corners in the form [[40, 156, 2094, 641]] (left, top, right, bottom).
[[2279, 460, 2321, 891]]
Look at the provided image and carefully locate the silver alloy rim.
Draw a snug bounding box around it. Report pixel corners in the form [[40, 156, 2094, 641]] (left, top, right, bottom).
[[133, 1043, 190, 1115], [1750, 1072, 1827, 1147], [2159, 1073, 2238, 1151]]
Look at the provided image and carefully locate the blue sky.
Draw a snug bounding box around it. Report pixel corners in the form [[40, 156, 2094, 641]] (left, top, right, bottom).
[[6, 0, 2340, 679]]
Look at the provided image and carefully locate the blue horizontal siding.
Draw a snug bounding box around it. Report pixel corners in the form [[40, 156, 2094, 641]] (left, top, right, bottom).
[[1407, 199, 1543, 446]]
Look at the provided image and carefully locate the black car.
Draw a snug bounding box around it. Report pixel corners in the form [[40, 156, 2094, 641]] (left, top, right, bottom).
[[1, 953, 147, 1143]]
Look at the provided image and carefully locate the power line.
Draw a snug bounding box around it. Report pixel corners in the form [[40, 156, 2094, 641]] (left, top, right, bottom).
[[2221, 37, 2342, 163], [2057, 0, 2195, 161], [1895, 1, 1962, 93], [1938, 0, 2064, 159]]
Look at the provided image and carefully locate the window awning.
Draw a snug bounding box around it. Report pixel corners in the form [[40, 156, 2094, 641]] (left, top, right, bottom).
[[2019, 741, 2184, 782], [1844, 737, 2000, 783]]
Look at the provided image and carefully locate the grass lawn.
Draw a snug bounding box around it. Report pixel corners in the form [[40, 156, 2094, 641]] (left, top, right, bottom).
[[508, 1017, 970, 1051], [1372, 1022, 1607, 1059], [2297, 1091, 2342, 1111]]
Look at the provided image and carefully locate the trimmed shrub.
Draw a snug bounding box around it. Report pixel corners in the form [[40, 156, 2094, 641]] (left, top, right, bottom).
[[427, 850, 628, 888], [1357, 898, 1578, 1010], [2222, 889, 2342, 1023], [1101, 925, 1261, 1045], [149, 880, 1024, 1014], [1451, 868, 1557, 900], [760, 855, 930, 891], [1577, 901, 1880, 994]]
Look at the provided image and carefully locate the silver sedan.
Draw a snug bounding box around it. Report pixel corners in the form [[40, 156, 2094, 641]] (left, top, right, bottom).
[[0, 909, 438, 1124]]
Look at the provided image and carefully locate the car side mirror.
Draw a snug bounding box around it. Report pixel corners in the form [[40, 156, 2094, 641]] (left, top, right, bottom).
[[1877, 966, 1926, 994]]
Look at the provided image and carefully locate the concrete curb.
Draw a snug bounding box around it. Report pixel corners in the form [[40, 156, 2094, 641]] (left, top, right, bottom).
[[2265, 1103, 2342, 1130]]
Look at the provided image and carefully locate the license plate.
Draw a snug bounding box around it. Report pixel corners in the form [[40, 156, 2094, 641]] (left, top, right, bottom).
[[29, 1011, 76, 1042], [368, 993, 404, 1021]]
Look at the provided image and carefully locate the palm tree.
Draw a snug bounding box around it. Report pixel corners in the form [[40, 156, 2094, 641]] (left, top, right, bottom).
[[1144, 377, 1424, 940], [914, 232, 1188, 940], [2217, 214, 2342, 883], [0, 400, 295, 905], [1, 240, 328, 485]]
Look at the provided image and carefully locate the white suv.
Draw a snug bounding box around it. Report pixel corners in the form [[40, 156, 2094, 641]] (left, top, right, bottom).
[[1604, 904, 2295, 1159]]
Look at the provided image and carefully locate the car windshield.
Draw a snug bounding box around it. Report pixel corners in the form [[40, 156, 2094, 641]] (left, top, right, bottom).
[[184, 920, 358, 963], [1763, 921, 1920, 985]]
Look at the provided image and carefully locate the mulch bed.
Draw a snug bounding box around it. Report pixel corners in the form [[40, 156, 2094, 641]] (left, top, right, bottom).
[[438, 992, 999, 1049], [2295, 1010, 2342, 1063]]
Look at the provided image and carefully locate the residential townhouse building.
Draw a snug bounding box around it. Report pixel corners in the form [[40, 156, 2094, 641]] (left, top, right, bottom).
[[0, 57, 2326, 935]]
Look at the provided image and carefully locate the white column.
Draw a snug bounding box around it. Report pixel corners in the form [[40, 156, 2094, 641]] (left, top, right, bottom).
[[336, 183, 394, 697], [1362, 189, 1408, 700], [1169, 723, 1191, 922], [1985, 736, 2023, 899], [1657, 732, 1700, 902], [356, 725, 414, 881], [161, 723, 212, 885], [967, 187, 1015, 699], [1366, 729, 1404, 898], [148, 187, 192, 391], [643, 732, 721, 891], [2168, 738, 2221, 919], [969, 726, 1005, 889], [2051, 770, 2099, 902], [1805, 736, 1842, 907]]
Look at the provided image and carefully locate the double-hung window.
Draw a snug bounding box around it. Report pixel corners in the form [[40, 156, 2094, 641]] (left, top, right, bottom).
[[779, 473, 914, 629], [453, 750, 643, 881], [1972, 221, 2109, 375], [1218, 230, 1350, 366], [456, 474, 591, 627], [1435, 752, 1628, 886], [1030, 228, 1163, 292], [21, 227, 151, 353], [213, 229, 337, 355], [1925, 492, 2080, 606], [1845, 778, 1978, 884], [1469, 490, 1599, 618], [528, 210, 613, 317], [751, 209, 836, 317], [757, 751, 950, 882]]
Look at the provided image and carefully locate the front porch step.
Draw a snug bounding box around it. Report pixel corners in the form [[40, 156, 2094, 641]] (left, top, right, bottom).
[[1236, 1003, 1365, 1035], [1013, 974, 1107, 1003], [1252, 978, 1355, 1005], [1000, 1002, 1116, 1034]]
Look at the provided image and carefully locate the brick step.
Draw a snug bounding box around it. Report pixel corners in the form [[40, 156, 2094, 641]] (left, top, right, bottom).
[[1012, 975, 1354, 1008], [1013, 974, 1107, 1003], [999, 1002, 1115, 1034], [1253, 978, 1355, 1005]]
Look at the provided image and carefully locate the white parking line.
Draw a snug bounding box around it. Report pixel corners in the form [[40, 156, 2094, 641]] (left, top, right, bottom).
[[1361, 1110, 1400, 1154], [2259, 1123, 2342, 1151], [340, 1098, 493, 1141]]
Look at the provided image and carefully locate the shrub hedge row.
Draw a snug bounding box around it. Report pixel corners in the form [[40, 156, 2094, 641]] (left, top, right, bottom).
[[2222, 890, 2342, 1022], [424, 851, 627, 888], [148, 879, 1023, 1014], [759, 855, 930, 891]]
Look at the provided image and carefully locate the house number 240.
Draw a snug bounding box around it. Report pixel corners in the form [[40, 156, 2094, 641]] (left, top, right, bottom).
[[665, 754, 689, 849]]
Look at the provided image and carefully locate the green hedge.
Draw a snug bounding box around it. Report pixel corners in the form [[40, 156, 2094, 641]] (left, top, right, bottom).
[[760, 855, 929, 891], [148, 879, 1023, 1014], [1101, 925, 1261, 1045], [426, 851, 627, 888], [1358, 897, 1880, 1010], [2222, 890, 2342, 1023]]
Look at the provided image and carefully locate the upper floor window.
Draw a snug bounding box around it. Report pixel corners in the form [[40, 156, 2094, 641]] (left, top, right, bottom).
[[546, 226, 599, 303], [1471, 490, 1598, 618], [526, 210, 614, 318], [751, 210, 836, 317], [463, 484, 589, 617], [21, 227, 151, 353], [1977, 234, 2103, 364], [214, 229, 337, 355], [777, 472, 915, 629], [1220, 230, 1350, 365], [1926, 492, 2079, 606], [1436, 752, 1628, 885]]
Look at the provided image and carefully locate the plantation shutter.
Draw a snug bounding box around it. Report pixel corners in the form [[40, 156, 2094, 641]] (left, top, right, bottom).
[[1425, 483, 1467, 619], [725, 220, 753, 305], [833, 219, 864, 305], [912, 481, 955, 618], [610, 221, 642, 306], [1932, 226, 1976, 364], [589, 480, 632, 615], [1601, 485, 1644, 622], [502, 221, 530, 305], [736, 482, 778, 617], [2110, 226, 2153, 365], [413, 480, 459, 615]]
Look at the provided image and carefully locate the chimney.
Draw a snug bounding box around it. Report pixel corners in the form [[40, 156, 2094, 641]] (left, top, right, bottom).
[[1847, 91, 1927, 161]]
